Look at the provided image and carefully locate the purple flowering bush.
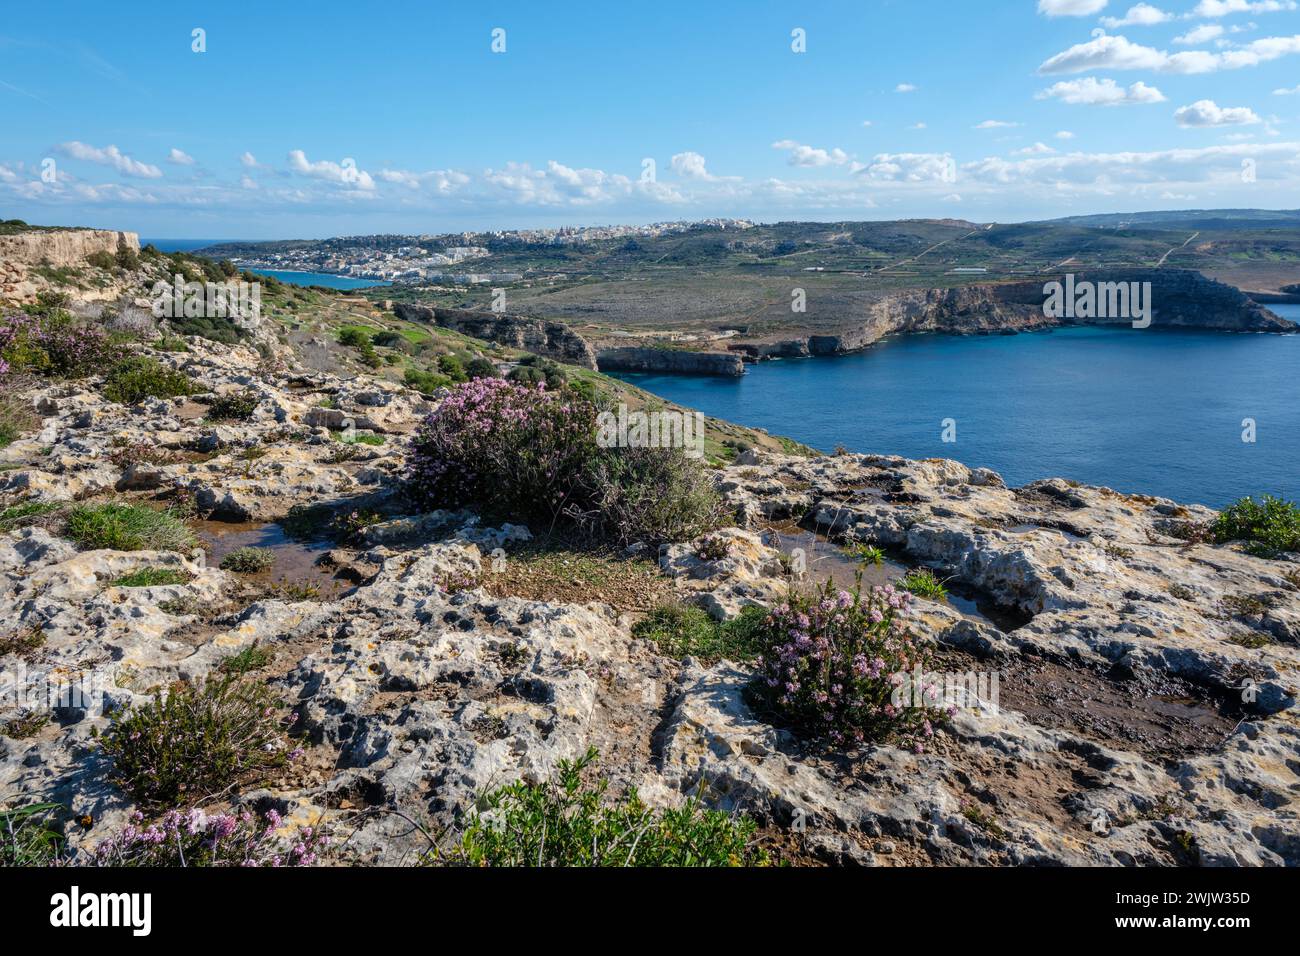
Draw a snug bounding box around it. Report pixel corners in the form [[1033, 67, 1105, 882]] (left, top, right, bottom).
[[749, 580, 938, 751], [93, 807, 327, 867], [407, 378, 721, 543], [0, 309, 110, 380], [101, 675, 301, 807]]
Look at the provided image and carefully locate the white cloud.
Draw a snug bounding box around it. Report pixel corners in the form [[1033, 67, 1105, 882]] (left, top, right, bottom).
[[287, 149, 375, 190], [894, 83, 917, 93], [671, 151, 714, 179], [1056, 130, 1077, 139], [861, 120, 873, 127], [909, 122, 928, 130], [1037, 76, 1167, 105], [1013, 142, 1057, 155], [1174, 99, 1262, 125], [1193, 0, 1296, 17], [167, 148, 195, 166], [771, 140, 851, 166], [1174, 24, 1225, 44], [240, 151, 259, 168], [1039, 30, 1300, 74], [1274, 83, 1300, 93], [239, 175, 259, 190], [1037, 0, 1109, 15], [54, 141, 162, 178], [1101, 3, 1173, 27], [974, 119, 1020, 129], [862, 153, 955, 182]]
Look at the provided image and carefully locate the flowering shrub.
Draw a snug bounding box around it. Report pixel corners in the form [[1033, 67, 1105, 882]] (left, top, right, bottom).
[[749, 580, 938, 750], [0, 309, 110, 379], [101, 675, 301, 807], [93, 807, 327, 867], [408, 377, 601, 526], [101, 356, 197, 405], [407, 379, 722, 543]]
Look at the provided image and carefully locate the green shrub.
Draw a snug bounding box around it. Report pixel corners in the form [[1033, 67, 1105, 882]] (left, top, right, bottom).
[[0, 500, 61, 530], [404, 367, 452, 396], [206, 389, 260, 421], [634, 603, 767, 663], [846, 542, 885, 567], [86, 250, 117, 270], [337, 327, 371, 349], [465, 356, 498, 379], [509, 354, 567, 389], [1211, 495, 1300, 558], [66, 503, 196, 552], [109, 567, 190, 588], [0, 803, 66, 866], [575, 445, 724, 545], [898, 568, 949, 602], [102, 356, 197, 405], [434, 747, 768, 867], [219, 546, 275, 573], [100, 675, 296, 807], [166, 315, 247, 345], [437, 354, 467, 381], [218, 642, 274, 675]]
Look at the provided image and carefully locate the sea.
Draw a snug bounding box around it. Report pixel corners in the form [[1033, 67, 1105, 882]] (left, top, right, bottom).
[[610, 306, 1300, 509]]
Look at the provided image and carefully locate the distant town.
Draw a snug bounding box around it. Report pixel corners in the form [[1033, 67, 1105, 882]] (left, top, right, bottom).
[[198, 218, 754, 284]]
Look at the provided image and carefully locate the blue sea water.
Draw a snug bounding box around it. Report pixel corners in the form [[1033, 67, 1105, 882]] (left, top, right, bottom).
[[611, 309, 1300, 509], [250, 269, 388, 291]]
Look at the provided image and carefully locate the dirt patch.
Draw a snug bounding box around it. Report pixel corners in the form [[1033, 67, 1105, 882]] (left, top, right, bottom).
[[934, 647, 1245, 764], [482, 541, 670, 611]]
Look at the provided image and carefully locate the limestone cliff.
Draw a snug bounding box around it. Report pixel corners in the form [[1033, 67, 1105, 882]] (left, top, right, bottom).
[[595, 346, 746, 376], [0, 228, 141, 304], [393, 302, 598, 369]]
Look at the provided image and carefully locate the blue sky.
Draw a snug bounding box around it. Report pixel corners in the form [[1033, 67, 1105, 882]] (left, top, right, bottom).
[[3, 0, 1300, 237]]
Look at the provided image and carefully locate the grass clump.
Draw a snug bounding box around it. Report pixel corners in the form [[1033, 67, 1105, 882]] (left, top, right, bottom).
[[1211, 495, 1300, 558], [0, 500, 62, 530], [100, 675, 297, 807], [1, 803, 66, 866], [633, 603, 767, 664], [898, 568, 950, 602], [434, 747, 768, 867], [218, 642, 273, 675], [66, 503, 196, 552], [0, 627, 46, 659], [109, 567, 190, 588], [101, 356, 197, 405], [333, 430, 385, 446], [846, 542, 886, 567], [0, 395, 38, 448], [3, 710, 50, 739], [219, 546, 275, 573]]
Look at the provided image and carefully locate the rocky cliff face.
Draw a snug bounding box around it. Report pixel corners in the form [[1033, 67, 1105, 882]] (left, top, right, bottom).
[[393, 302, 598, 369], [734, 269, 1295, 361], [0, 229, 141, 304], [595, 346, 747, 376]]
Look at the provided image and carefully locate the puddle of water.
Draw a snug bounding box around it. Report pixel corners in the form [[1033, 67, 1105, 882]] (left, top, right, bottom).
[[192, 520, 350, 598]]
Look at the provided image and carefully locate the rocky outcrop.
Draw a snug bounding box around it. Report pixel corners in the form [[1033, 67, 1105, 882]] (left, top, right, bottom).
[[596, 346, 746, 376], [393, 302, 598, 369], [0, 228, 140, 305]]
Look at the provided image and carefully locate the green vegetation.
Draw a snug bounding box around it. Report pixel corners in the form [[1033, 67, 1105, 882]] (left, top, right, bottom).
[[434, 747, 768, 867], [3, 710, 50, 739], [1211, 495, 1300, 558], [66, 503, 196, 552], [465, 356, 498, 379], [101, 356, 198, 405], [218, 642, 274, 675], [846, 542, 886, 567], [0, 803, 66, 866], [0, 501, 61, 531], [0, 627, 46, 659], [633, 603, 768, 663], [108, 567, 191, 588], [219, 546, 275, 573], [899, 568, 950, 602], [101, 675, 294, 807], [206, 389, 260, 421], [0, 395, 37, 449], [403, 367, 452, 395]]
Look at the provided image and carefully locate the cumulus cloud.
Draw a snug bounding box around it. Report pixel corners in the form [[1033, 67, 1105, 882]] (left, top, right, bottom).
[[974, 120, 1020, 129], [1036, 76, 1167, 105], [894, 83, 917, 93], [1101, 3, 1174, 27], [287, 149, 375, 190], [1013, 142, 1057, 155], [1056, 130, 1078, 139], [240, 152, 260, 168], [1037, 0, 1109, 15], [1275, 83, 1300, 93], [962, 141, 1296, 187], [167, 148, 195, 166], [1174, 24, 1225, 44], [54, 141, 162, 178], [376, 167, 470, 193], [861, 153, 955, 182], [771, 140, 851, 167], [670, 151, 715, 179], [1174, 99, 1262, 126], [1039, 29, 1300, 74]]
